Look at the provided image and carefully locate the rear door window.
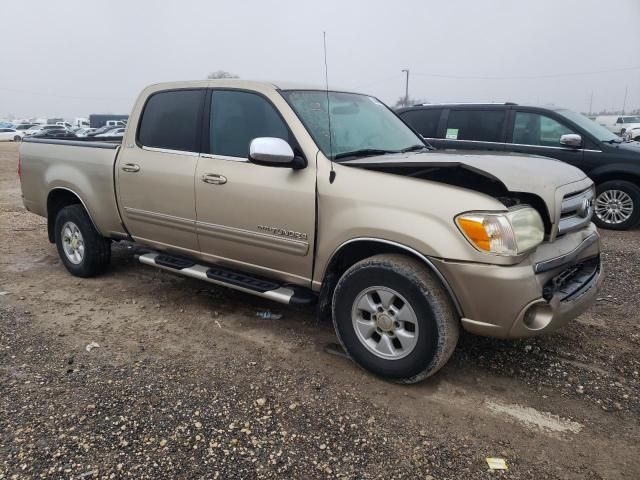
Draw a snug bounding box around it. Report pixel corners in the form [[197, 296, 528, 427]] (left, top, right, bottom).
[[445, 109, 506, 142], [399, 109, 442, 138], [138, 89, 205, 153], [208, 90, 289, 158], [512, 112, 575, 147]]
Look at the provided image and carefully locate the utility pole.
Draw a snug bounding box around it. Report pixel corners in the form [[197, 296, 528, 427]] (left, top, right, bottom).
[[622, 86, 628, 114], [401, 69, 410, 106], [588, 92, 593, 116]]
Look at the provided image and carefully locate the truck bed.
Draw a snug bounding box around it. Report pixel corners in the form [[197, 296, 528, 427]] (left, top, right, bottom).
[[20, 137, 127, 238]]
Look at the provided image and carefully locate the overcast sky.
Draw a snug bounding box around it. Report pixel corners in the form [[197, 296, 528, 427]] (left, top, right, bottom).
[[2, 0, 639, 119]]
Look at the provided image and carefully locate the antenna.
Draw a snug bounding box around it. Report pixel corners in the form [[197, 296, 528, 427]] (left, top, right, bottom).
[[323, 31, 336, 184]]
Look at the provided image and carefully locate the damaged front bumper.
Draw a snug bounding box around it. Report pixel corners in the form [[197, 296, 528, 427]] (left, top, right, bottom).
[[431, 223, 602, 339]]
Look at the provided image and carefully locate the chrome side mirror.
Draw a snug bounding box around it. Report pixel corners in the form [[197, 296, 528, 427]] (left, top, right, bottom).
[[560, 133, 582, 148], [249, 137, 294, 164], [249, 137, 306, 169]]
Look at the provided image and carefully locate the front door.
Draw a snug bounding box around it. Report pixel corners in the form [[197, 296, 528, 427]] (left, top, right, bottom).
[[194, 89, 316, 285], [116, 88, 205, 253], [506, 110, 584, 169]]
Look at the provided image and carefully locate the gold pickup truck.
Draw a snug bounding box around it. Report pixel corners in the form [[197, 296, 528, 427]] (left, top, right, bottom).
[[18, 80, 602, 382]]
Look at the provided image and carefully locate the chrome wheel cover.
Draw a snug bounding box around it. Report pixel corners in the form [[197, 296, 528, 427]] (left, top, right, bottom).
[[351, 286, 419, 360], [61, 221, 85, 265], [595, 189, 634, 225]]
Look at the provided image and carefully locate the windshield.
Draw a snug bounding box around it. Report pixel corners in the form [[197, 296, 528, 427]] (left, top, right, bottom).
[[557, 109, 620, 142], [280, 90, 424, 159]]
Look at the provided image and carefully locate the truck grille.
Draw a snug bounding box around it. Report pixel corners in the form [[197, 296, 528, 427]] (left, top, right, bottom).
[[542, 255, 600, 302], [557, 187, 595, 236]]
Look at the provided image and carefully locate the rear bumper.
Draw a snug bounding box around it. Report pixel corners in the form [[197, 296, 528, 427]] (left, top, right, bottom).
[[432, 224, 602, 339]]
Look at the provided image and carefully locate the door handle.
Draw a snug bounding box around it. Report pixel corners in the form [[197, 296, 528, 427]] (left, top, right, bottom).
[[201, 173, 227, 185], [121, 163, 140, 173]]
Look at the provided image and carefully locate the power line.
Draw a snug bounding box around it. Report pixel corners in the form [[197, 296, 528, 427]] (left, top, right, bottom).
[[411, 65, 640, 80], [351, 73, 403, 90]]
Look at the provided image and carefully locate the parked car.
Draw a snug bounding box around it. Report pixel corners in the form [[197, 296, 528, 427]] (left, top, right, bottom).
[[30, 128, 77, 139], [86, 125, 122, 137], [72, 127, 92, 137], [397, 103, 640, 230], [595, 115, 640, 139], [19, 80, 601, 382], [24, 124, 44, 135], [24, 124, 68, 136], [13, 123, 39, 133], [0, 128, 23, 142], [95, 127, 126, 138]]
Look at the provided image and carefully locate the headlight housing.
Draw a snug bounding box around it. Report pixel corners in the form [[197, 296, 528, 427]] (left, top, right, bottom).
[[455, 207, 544, 256]]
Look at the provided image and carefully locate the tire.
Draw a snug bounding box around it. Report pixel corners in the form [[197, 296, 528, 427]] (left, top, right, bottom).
[[54, 205, 111, 277], [593, 180, 640, 230], [13, 135, 22, 142], [332, 253, 459, 383]]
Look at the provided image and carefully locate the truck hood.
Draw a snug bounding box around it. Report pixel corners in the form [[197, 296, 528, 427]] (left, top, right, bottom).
[[341, 149, 586, 192], [340, 149, 591, 226]]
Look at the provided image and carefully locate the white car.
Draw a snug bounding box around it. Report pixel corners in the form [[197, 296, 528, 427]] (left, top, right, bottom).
[[95, 127, 126, 138], [623, 125, 640, 141], [595, 115, 640, 138], [0, 128, 23, 142], [13, 123, 39, 133]]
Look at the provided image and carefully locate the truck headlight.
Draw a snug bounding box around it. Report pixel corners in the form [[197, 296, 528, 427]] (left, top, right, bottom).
[[455, 207, 544, 256]]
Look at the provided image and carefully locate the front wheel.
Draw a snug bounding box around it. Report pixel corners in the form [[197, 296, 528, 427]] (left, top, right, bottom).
[[55, 205, 111, 277], [593, 181, 640, 230], [332, 254, 459, 383]]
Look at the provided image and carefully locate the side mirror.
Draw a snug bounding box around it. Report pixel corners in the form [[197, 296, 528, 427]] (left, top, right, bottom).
[[559, 133, 582, 148], [249, 137, 305, 169]]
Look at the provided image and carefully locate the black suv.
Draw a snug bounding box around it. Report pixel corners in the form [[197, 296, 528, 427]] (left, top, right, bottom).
[[397, 103, 640, 230]]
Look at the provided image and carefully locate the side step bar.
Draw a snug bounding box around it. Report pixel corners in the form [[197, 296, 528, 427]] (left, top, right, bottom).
[[137, 252, 315, 306]]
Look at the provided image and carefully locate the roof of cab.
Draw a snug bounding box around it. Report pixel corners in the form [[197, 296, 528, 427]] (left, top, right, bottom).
[[143, 79, 354, 93]]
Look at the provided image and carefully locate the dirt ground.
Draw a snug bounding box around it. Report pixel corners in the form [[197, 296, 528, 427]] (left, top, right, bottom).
[[0, 141, 638, 479]]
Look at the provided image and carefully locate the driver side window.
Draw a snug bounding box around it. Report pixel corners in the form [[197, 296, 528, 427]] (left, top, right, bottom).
[[513, 112, 575, 147], [208, 90, 289, 159]]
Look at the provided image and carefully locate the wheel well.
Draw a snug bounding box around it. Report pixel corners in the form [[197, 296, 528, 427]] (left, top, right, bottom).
[[591, 172, 640, 189], [317, 239, 462, 321], [46, 189, 83, 243]]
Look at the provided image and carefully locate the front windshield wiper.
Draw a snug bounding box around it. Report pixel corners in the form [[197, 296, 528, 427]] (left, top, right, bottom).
[[602, 138, 623, 144], [333, 149, 398, 160], [399, 144, 429, 153]]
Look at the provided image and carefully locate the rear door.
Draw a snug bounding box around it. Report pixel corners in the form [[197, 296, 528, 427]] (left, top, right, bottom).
[[194, 89, 316, 285], [431, 107, 507, 151], [116, 88, 205, 253], [397, 108, 443, 143], [506, 109, 584, 168]]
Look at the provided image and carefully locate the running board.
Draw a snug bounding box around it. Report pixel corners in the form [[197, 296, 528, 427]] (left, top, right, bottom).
[[137, 252, 315, 305]]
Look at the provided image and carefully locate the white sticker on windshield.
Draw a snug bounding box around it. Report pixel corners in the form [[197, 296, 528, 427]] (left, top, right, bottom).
[[445, 128, 459, 140]]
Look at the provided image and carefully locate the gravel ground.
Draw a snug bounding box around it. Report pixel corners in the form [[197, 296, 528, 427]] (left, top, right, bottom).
[[0, 142, 639, 479]]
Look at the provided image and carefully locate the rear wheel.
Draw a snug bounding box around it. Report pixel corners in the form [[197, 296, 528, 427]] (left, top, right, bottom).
[[332, 254, 459, 383], [13, 135, 21, 142], [593, 181, 640, 230], [55, 205, 111, 277]]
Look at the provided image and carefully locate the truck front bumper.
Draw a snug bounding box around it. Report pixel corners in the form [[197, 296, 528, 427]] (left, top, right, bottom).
[[431, 224, 602, 339]]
